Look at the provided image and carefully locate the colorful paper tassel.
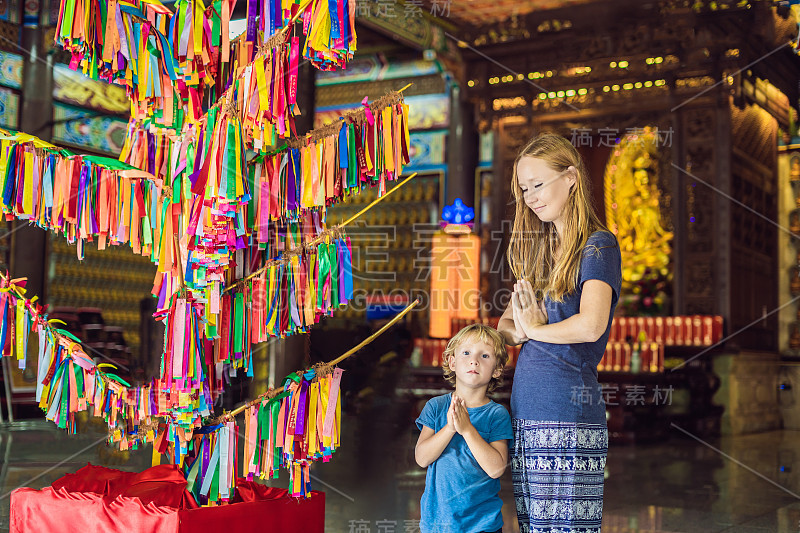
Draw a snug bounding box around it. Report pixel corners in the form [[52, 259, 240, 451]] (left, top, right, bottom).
[[242, 365, 342, 497]]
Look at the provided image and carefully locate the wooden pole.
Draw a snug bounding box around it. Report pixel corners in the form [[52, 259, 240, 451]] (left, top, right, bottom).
[[222, 172, 419, 294]]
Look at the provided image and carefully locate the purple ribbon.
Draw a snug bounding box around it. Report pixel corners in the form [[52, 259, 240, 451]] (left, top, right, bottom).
[[338, 240, 347, 305], [294, 380, 308, 436], [147, 132, 155, 174], [189, 129, 205, 187], [246, 0, 257, 45], [286, 150, 297, 213]]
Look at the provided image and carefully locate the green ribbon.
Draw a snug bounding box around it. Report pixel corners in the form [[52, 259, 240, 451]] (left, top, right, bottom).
[[282, 372, 302, 386], [271, 399, 280, 477], [246, 163, 257, 231], [60, 0, 77, 40], [104, 373, 132, 387], [205, 108, 217, 155], [177, 0, 187, 43], [317, 243, 331, 308], [99, 0, 108, 39], [211, 0, 222, 46], [225, 119, 238, 200], [209, 451, 220, 501], [258, 402, 271, 441], [74, 363, 84, 400], [82, 155, 144, 172], [329, 240, 339, 307], [54, 328, 82, 344], [146, 34, 160, 59], [234, 292, 244, 355]]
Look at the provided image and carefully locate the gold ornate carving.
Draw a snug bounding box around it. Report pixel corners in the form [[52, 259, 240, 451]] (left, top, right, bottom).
[[604, 127, 673, 294]]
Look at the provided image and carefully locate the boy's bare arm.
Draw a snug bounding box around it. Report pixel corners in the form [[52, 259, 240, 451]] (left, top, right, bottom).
[[415, 425, 456, 468], [415, 400, 458, 468], [461, 431, 508, 479], [452, 399, 508, 478]]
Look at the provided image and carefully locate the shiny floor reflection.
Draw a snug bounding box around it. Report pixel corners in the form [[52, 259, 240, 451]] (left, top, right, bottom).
[[0, 413, 798, 532]]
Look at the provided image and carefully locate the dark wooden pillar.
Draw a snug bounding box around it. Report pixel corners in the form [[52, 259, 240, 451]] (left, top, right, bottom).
[[10, 25, 51, 301], [671, 104, 721, 318], [446, 81, 478, 209], [271, 57, 315, 391]]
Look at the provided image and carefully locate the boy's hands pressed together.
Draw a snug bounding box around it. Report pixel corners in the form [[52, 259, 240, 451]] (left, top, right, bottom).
[[445, 397, 457, 434], [452, 395, 509, 479], [452, 396, 475, 436]]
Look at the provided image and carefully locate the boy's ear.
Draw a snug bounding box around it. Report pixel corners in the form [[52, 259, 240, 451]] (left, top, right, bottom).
[[492, 367, 503, 378]]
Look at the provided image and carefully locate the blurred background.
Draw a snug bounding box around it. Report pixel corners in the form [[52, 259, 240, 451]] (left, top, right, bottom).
[[0, 0, 799, 531]]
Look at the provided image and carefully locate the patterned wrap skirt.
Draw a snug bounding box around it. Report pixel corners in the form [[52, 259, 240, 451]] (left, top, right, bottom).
[[511, 419, 608, 533]]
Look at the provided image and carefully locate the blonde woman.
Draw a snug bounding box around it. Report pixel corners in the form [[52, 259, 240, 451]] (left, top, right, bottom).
[[498, 133, 622, 533]]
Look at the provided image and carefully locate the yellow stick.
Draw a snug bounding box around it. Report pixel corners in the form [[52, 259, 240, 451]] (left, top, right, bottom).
[[340, 172, 418, 228], [327, 298, 420, 366], [222, 172, 418, 294]]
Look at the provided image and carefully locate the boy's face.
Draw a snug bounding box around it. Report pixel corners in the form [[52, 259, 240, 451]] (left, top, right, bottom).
[[448, 335, 502, 391]]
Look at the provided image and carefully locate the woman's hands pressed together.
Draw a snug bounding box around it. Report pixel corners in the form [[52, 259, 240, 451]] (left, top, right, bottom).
[[512, 279, 548, 341]]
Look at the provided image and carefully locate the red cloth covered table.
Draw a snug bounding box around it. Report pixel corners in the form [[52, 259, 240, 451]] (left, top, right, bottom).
[[10, 463, 325, 533]]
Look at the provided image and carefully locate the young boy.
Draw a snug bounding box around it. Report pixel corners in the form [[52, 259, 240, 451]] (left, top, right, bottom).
[[415, 324, 513, 533]]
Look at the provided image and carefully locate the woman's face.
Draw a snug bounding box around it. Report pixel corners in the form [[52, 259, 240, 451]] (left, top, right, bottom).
[[516, 156, 576, 223]]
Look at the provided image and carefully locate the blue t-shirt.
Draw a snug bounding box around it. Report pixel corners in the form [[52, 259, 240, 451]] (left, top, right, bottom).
[[511, 230, 622, 424], [415, 393, 513, 533]]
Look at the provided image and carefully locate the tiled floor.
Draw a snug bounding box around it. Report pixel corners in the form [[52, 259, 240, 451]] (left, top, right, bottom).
[[0, 407, 798, 532]]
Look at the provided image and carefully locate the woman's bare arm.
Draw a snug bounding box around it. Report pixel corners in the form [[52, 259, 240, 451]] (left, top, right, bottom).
[[518, 279, 613, 344]]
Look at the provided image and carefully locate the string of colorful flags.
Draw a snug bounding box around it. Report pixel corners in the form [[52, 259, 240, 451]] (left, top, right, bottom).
[[0, 129, 164, 260], [0, 271, 147, 438], [0, 84, 410, 312], [55, 0, 356, 128], [0, 261, 418, 498], [37, 0, 428, 502], [0, 124, 414, 391], [122, 87, 412, 320], [179, 298, 419, 500]]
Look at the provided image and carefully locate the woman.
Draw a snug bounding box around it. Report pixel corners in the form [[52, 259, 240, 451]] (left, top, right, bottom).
[[498, 133, 622, 533]]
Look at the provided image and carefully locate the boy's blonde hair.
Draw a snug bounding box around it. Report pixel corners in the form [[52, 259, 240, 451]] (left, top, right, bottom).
[[442, 324, 509, 393]]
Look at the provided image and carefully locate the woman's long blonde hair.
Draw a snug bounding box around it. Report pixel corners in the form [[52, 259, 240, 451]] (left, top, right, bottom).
[[507, 133, 612, 303]]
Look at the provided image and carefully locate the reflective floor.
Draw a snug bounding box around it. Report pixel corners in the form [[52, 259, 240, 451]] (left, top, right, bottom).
[[0, 411, 798, 532]]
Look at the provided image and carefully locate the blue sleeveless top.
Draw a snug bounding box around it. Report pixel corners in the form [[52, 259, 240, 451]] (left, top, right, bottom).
[[511, 230, 622, 424]]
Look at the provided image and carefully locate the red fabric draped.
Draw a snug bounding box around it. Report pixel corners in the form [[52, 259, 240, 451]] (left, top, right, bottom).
[[10, 463, 324, 533]]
